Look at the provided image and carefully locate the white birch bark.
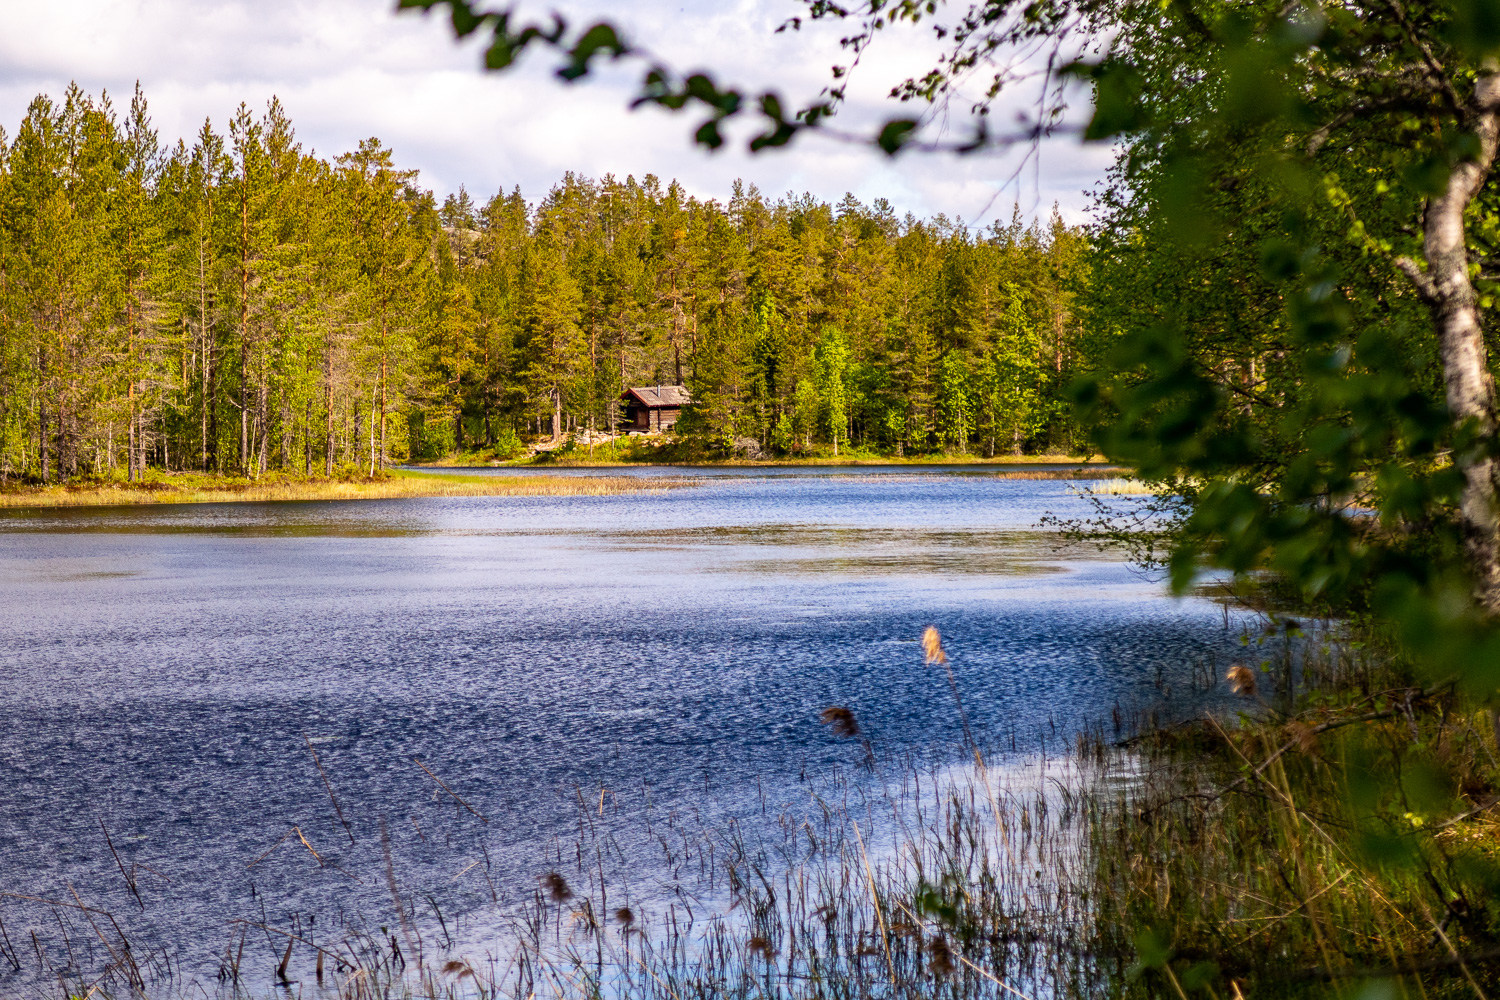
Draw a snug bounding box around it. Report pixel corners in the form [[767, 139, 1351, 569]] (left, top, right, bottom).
[[1400, 71, 1500, 612]]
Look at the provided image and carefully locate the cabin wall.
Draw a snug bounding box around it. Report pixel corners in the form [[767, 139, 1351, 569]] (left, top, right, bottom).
[[619, 398, 685, 432]]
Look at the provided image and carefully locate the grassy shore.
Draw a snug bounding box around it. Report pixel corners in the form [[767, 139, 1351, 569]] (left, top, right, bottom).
[[414, 435, 1120, 470], [0, 468, 667, 508], [0, 461, 1127, 510], [422, 449, 1126, 472], [460, 455, 1112, 467]]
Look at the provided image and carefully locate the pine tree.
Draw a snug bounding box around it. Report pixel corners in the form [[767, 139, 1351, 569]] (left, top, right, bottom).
[[520, 233, 585, 443], [0, 83, 1092, 477], [340, 137, 428, 471]]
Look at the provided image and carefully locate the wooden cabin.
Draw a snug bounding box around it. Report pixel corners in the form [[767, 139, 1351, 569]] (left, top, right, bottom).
[[621, 385, 690, 432]]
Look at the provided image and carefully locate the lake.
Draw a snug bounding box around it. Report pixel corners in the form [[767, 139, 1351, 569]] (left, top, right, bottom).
[[0, 470, 1243, 994]]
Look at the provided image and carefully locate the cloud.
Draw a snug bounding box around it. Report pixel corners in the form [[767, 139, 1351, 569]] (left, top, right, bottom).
[[0, 0, 1112, 226]]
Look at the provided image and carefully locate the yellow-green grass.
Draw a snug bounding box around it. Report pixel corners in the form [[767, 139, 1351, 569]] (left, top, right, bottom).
[[0, 469, 669, 508], [1080, 476, 1159, 495]]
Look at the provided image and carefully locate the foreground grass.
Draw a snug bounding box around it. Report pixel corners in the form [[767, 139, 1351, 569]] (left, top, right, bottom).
[[0, 468, 667, 507], [27, 620, 1500, 1000], [295, 628, 1500, 1000]]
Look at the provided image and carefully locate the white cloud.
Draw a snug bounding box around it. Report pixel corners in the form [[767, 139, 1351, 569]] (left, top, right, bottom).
[[0, 0, 1113, 226]]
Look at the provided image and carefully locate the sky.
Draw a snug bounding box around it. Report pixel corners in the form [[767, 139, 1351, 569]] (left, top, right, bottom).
[[0, 0, 1114, 227]]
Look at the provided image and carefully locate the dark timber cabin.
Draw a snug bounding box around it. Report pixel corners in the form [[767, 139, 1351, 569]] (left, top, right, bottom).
[[621, 385, 690, 432]]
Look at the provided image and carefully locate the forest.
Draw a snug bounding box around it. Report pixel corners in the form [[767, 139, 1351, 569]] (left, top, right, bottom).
[[0, 84, 1089, 481]]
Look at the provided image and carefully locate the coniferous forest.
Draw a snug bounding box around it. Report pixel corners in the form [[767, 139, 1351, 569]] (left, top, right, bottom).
[[0, 85, 1089, 481]]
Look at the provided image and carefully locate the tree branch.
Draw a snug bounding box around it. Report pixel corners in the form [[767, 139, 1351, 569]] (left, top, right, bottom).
[[1395, 255, 1438, 303]]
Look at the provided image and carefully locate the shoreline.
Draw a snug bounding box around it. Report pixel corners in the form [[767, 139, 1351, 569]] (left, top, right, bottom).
[[0, 460, 1136, 509], [414, 453, 1128, 471], [0, 469, 671, 509]]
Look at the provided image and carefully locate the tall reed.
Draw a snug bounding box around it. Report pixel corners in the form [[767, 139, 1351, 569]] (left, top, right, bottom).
[[20, 621, 1500, 1000]]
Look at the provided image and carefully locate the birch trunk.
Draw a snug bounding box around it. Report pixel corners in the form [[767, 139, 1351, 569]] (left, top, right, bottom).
[[1406, 71, 1500, 613]]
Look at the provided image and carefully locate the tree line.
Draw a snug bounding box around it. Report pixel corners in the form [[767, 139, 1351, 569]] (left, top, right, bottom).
[[0, 84, 1088, 480]]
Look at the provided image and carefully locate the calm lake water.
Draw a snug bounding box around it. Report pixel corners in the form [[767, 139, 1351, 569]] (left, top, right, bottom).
[[0, 471, 1240, 993]]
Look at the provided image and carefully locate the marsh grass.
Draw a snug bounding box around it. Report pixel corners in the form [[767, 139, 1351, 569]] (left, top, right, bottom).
[[228, 753, 1110, 1000], [330, 625, 1500, 1000], [7, 718, 1116, 1000], [0, 469, 669, 508], [1079, 478, 1157, 496], [17, 624, 1500, 1000], [1083, 620, 1500, 999]]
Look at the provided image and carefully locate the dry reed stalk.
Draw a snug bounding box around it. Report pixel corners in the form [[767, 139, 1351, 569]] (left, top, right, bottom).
[[246, 826, 298, 867], [64, 885, 137, 990], [227, 920, 347, 969], [307, 733, 356, 844], [415, 758, 490, 824], [96, 819, 143, 913], [849, 820, 897, 992], [0, 911, 19, 974], [380, 817, 422, 977]]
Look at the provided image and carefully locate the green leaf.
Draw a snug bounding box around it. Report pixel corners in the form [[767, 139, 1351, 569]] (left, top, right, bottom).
[[1404, 153, 1451, 197], [1445, 0, 1500, 56], [1352, 979, 1398, 1000], [750, 95, 800, 151], [694, 119, 725, 149], [1064, 59, 1146, 141], [1132, 925, 1173, 970], [1180, 960, 1219, 991], [876, 118, 918, 156], [557, 23, 628, 82]]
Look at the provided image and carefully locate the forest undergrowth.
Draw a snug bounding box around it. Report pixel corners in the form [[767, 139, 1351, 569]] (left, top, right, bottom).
[[409, 432, 1110, 469]]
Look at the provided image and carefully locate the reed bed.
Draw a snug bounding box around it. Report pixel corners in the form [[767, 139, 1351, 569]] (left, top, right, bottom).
[[982, 469, 1124, 481], [12, 623, 1500, 1000], [196, 752, 1112, 1000], [0, 471, 668, 507], [1078, 477, 1157, 495]]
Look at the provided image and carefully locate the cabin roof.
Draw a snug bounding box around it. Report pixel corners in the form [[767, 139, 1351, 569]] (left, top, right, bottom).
[[623, 385, 691, 408]]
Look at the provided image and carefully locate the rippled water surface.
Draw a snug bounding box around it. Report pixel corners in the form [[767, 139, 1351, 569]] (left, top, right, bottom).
[[0, 472, 1235, 992]]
